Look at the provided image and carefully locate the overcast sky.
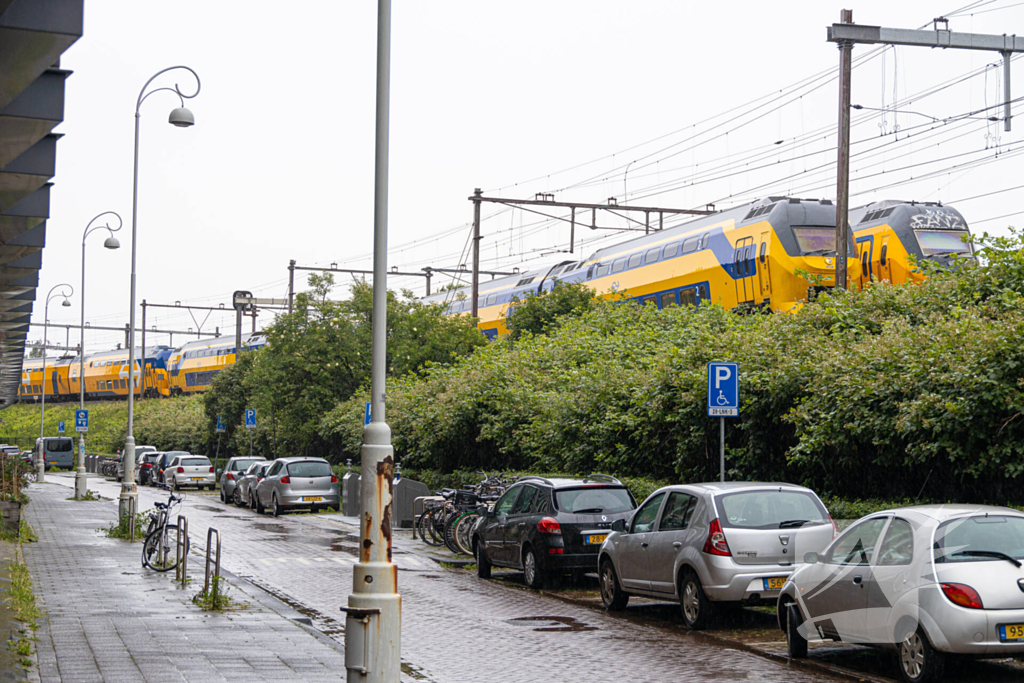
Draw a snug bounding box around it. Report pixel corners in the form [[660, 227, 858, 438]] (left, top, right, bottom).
[[32, 0, 1024, 354]]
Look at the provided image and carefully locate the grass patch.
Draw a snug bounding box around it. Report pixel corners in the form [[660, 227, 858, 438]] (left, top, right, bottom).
[[191, 575, 243, 612], [68, 490, 100, 502], [101, 510, 148, 541]]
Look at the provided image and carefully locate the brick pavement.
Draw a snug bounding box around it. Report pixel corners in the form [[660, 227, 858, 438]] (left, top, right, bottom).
[[43, 474, 843, 683], [22, 482, 351, 683]]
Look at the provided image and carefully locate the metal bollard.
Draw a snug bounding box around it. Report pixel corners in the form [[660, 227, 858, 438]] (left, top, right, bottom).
[[204, 527, 221, 597], [127, 495, 137, 542], [175, 516, 189, 587]]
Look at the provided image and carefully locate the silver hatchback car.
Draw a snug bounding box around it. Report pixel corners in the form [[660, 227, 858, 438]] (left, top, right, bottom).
[[254, 458, 339, 516], [598, 482, 835, 629], [779, 505, 1024, 683]]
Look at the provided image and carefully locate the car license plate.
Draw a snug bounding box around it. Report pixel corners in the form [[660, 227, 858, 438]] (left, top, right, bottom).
[[190, 477, 205, 481], [1000, 624, 1024, 641], [585, 533, 608, 545], [303, 496, 323, 502], [763, 577, 787, 591]]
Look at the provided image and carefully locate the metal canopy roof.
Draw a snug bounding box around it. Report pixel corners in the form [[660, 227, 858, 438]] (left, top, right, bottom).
[[0, 0, 83, 408]]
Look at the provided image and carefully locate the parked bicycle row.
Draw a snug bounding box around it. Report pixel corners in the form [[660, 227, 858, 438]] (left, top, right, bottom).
[[415, 472, 512, 555]]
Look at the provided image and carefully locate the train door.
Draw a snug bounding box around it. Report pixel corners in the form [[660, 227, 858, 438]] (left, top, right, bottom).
[[733, 237, 756, 305], [856, 237, 873, 290], [758, 231, 772, 303], [878, 236, 892, 283]]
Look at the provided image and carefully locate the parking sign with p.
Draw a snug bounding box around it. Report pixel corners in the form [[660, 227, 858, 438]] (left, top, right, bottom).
[[707, 363, 739, 417]]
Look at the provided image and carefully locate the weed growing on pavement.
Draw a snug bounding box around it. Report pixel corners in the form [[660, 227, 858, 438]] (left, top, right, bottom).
[[68, 489, 100, 502], [191, 575, 242, 612], [0, 520, 35, 544], [9, 556, 40, 628], [101, 510, 147, 541]]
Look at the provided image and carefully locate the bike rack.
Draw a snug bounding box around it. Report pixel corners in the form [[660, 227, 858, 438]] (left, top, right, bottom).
[[204, 527, 222, 597], [175, 516, 189, 587], [412, 496, 443, 540]]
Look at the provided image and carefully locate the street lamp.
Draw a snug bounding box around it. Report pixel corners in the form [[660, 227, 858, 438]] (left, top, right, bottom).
[[121, 66, 200, 522], [38, 283, 73, 483], [76, 211, 122, 499]]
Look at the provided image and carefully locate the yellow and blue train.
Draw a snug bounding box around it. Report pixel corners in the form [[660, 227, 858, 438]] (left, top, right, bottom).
[[426, 196, 972, 337]]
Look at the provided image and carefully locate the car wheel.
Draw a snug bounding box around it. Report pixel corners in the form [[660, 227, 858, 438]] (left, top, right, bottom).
[[272, 493, 281, 517], [785, 603, 808, 659], [522, 547, 544, 589], [679, 569, 713, 630], [219, 488, 226, 503], [233, 488, 242, 507], [599, 559, 629, 611], [173, 481, 180, 492], [898, 628, 944, 683], [474, 538, 491, 579]]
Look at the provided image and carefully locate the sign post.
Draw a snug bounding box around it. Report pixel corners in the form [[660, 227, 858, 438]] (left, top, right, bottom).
[[244, 409, 256, 457], [707, 363, 739, 483], [215, 415, 226, 472], [75, 409, 89, 433], [364, 402, 372, 426]]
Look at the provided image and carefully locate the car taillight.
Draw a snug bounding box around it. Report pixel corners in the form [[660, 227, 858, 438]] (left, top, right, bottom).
[[331, 475, 338, 483], [537, 517, 561, 534], [226, 472, 235, 481], [280, 476, 291, 484], [141, 463, 152, 468], [941, 583, 984, 609], [703, 518, 731, 556], [829, 515, 839, 539], [208, 466, 214, 473], [176, 467, 184, 474]]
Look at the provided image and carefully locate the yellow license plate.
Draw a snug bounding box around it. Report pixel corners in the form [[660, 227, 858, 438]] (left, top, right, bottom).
[[303, 496, 323, 502], [190, 477, 205, 481], [1001, 624, 1024, 641], [586, 534, 608, 545], [763, 577, 787, 591]]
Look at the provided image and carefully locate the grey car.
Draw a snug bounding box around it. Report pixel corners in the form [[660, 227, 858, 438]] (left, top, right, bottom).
[[254, 457, 339, 516], [162, 454, 214, 490], [116, 445, 156, 481], [218, 456, 265, 504], [598, 482, 836, 630], [234, 462, 272, 508], [779, 505, 1024, 683]]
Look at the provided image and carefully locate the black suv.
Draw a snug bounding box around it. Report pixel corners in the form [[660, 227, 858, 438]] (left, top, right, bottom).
[[471, 474, 637, 588]]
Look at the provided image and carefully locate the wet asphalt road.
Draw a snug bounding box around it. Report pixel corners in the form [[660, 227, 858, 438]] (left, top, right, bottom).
[[63, 474, 846, 683]]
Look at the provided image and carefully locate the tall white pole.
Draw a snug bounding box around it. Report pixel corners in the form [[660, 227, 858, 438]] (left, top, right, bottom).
[[38, 284, 72, 482], [344, 1, 400, 680]]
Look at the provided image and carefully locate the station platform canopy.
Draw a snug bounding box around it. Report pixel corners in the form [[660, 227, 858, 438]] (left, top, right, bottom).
[[0, 0, 83, 408]]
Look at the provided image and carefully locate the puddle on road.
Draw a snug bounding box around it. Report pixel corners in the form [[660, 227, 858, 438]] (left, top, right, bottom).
[[506, 616, 598, 632], [250, 522, 289, 534], [192, 505, 223, 513]]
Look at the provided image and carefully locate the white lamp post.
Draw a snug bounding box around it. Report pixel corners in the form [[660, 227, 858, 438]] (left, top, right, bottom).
[[76, 212, 121, 499], [38, 283, 73, 482]]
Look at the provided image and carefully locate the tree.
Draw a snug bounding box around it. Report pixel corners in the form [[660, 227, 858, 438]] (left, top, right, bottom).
[[27, 341, 44, 358], [505, 282, 596, 340]]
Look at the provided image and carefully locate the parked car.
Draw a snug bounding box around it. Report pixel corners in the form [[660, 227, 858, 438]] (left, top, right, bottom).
[[116, 445, 156, 481], [472, 475, 638, 589], [778, 505, 1024, 683], [254, 458, 339, 516], [137, 452, 164, 486], [162, 454, 215, 490], [0, 445, 21, 457], [598, 482, 835, 629], [152, 451, 180, 486], [35, 437, 75, 470], [218, 456, 265, 504], [235, 461, 272, 508]]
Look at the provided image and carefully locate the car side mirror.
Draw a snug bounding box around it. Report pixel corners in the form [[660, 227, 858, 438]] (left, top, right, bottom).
[[476, 504, 489, 516], [612, 519, 626, 533], [803, 551, 819, 564], [216, 469, 223, 476]]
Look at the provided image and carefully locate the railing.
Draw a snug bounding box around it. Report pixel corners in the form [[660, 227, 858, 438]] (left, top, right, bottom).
[[175, 516, 189, 587], [204, 527, 221, 597]]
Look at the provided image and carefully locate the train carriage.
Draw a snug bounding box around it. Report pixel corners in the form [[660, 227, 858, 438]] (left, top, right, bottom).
[[426, 196, 858, 336], [164, 333, 266, 396]]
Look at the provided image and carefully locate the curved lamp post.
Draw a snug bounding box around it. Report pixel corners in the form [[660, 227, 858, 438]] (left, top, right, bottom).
[[39, 283, 73, 482], [76, 212, 121, 499], [121, 66, 200, 521]]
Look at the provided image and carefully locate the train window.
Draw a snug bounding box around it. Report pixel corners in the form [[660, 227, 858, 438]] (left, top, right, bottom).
[[120, 379, 127, 389], [663, 242, 679, 258], [880, 244, 888, 266], [486, 294, 497, 306], [681, 289, 697, 306], [628, 254, 642, 269], [660, 292, 677, 308], [759, 242, 767, 263], [596, 264, 610, 278], [861, 251, 869, 278], [643, 297, 657, 306], [734, 248, 742, 270], [612, 258, 626, 273], [745, 245, 755, 274], [645, 248, 660, 264], [682, 237, 700, 254], [700, 233, 710, 249]]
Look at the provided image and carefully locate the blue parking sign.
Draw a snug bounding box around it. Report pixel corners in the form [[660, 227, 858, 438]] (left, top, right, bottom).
[[244, 409, 257, 430], [58, 421, 65, 434], [216, 415, 226, 433], [707, 363, 739, 417], [75, 409, 89, 433], [364, 402, 372, 426]]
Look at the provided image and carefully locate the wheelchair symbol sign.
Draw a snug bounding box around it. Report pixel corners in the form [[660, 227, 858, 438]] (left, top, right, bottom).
[[707, 363, 738, 417]]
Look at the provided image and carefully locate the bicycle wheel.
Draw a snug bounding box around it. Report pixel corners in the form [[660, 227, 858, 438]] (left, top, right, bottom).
[[444, 511, 471, 555], [426, 508, 447, 547], [142, 527, 185, 572], [454, 512, 478, 556], [417, 510, 441, 547]]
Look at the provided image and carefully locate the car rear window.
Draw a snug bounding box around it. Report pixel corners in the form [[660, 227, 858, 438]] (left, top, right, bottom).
[[554, 487, 635, 514], [47, 439, 73, 452], [935, 515, 1024, 562], [717, 490, 828, 530], [182, 458, 211, 467], [231, 458, 262, 471], [287, 461, 333, 477]]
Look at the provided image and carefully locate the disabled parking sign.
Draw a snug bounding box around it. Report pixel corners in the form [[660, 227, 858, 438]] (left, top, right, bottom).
[[244, 409, 256, 430], [707, 363, 739, 417]]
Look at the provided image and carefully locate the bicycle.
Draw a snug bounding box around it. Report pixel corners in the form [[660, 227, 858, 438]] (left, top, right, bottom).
[[142, 485, 189, 572], [416, 473, 508, 555]]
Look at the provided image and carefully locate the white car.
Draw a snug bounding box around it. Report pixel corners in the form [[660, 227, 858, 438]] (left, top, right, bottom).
[[162, 455, 215, 491], [778, 505, 1024, 683]]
